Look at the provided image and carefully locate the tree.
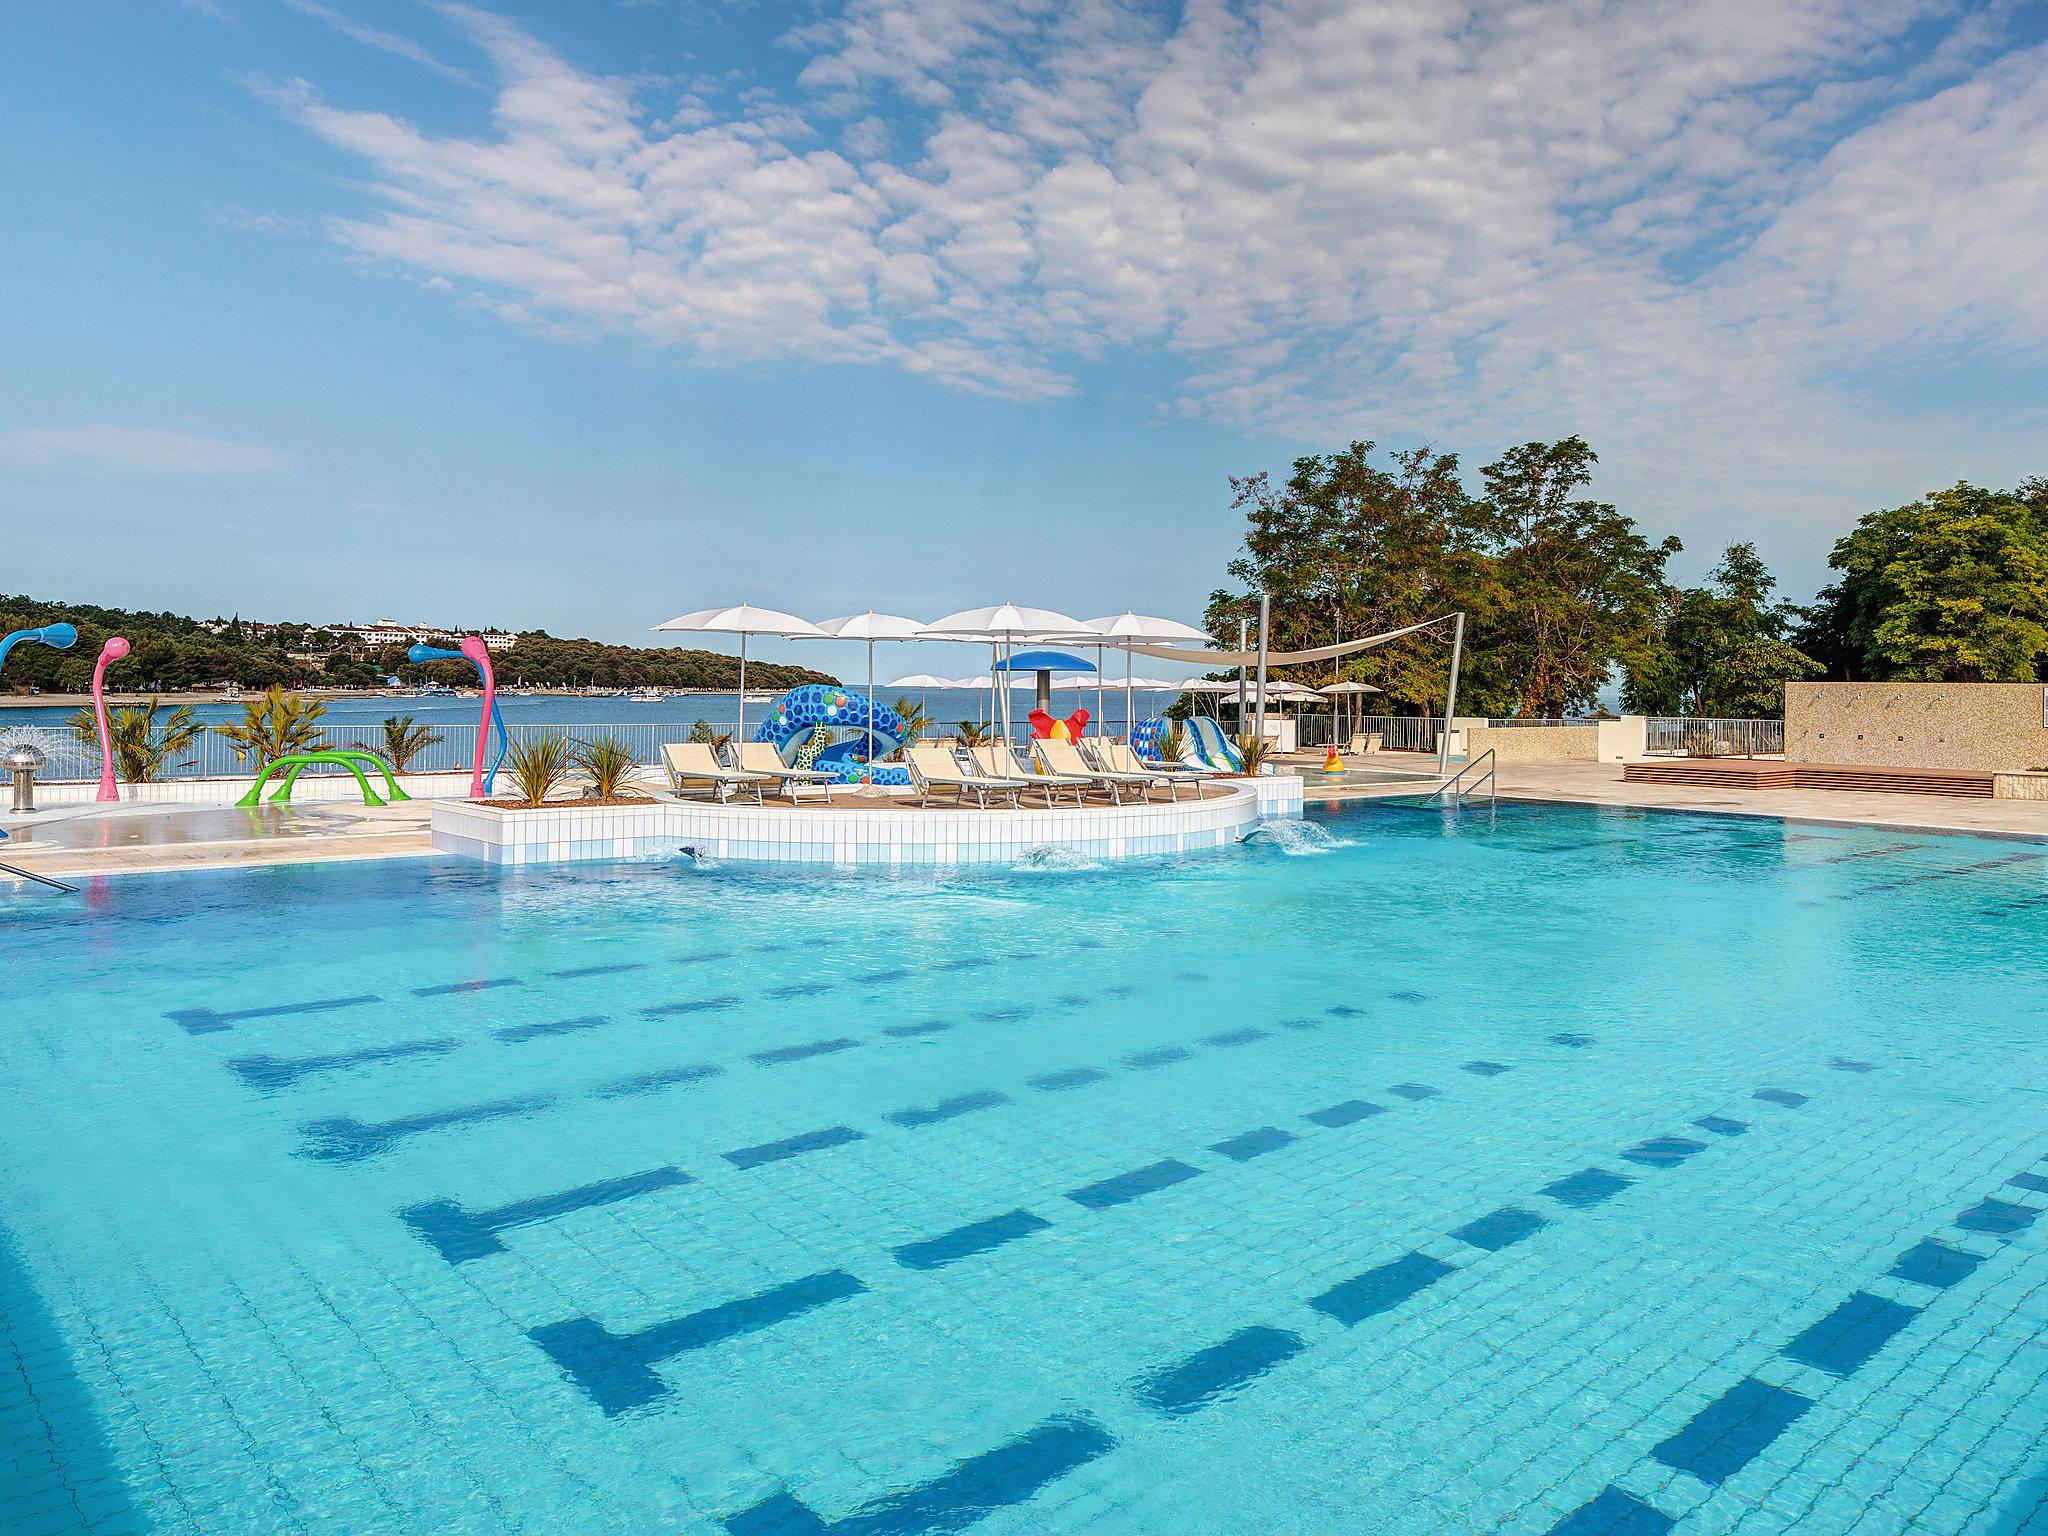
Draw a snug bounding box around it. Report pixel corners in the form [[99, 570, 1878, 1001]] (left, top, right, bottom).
[[68, 700, 204, 782], [1466, 437, 1679, 717], [1203, 441, 1481, 711], [379, 715, 443, 773], [1624, 543, 1820, 716], [1799, 480, 2048, 681]]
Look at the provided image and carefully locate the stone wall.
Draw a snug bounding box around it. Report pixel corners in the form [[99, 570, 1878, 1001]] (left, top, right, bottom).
[[1785, 682, 2048, 771], [1462, 724, 1601, 762]]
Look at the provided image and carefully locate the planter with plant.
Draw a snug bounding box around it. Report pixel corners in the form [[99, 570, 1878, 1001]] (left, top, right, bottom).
[[1232, 733, 1274, 776], [570, 734, 649, 804], [492, 732, 575, 807]]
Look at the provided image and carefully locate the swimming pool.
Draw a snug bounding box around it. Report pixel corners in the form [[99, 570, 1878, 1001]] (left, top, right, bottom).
[[3, 800, 2045, 1534]]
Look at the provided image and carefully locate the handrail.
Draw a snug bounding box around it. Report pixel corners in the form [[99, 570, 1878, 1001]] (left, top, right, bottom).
[[1428, 747, 1496, 807], [0, 859, 79, 894]]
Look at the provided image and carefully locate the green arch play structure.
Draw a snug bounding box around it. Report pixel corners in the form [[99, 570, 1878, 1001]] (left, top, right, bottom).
[[236, 750, 411, 808]]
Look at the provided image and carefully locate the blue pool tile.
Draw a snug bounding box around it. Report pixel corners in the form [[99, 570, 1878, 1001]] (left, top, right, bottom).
[[1202, 1027, 1269, 1048], [594, 1062, 723, 1099], [534, 1270, 866, 1415], [885, 1091, 1010, 1129], [401, 1167, 692, 1264], [672, 950, 734, 965], [973, 1005, 1032, 1023], [1305, 1099, 1385, 1128], [856, 968, 911, 984], [1135, 1326, 1306, 1417], [411, 977, 521, 997], [1780, 1290, 1920, 1376], [1028, 1067, 1107, 1092], [1753, 1088, 1808, 1108], [1652, 1376, 1813, 1485], [933, 955, 993, 971], [1210, 1126, 1296, 1162], [893, 1210, 1052, 1270], [1550, 1032, 1595, 1048], [1692, 1115, 1748, 1136], [227, 1037, 458, 1091], [750, 1037, 861, 1067], [1955, 1198, 2039, 1237], [640, 995, 741, 1019], [1544, 1487, 1673, 1535], [2006, 1172, 2048, 1195], [883, 1021, 951, 1039], [546, 963, 645, 980], [1066, 1159, 1203, 1211], [1462, 1060, 1510, 1076], [1388, 1083, 1440, 1101], [1889, 1239, 1985, 1289], [165, 993, 380, 1034], [1310, 1251, 1455, 1325], [1620, 1136, 1707, 1169], [1124, 1046, 1192, 1070], [1542, 1168, 1632, 1208], [296, 1094, 555, 1162], [1451, 1206, 1548, 1252], [767, 982, 834, 1000], [722, 1413, 1115, 1536], [1830, 1057, 1875, 1072], [1326, 1004, 1364, 1017], [1388, 990, 1427, 1003], [723, 1126, 866, 1170], [495, 1014, 608, 1043]]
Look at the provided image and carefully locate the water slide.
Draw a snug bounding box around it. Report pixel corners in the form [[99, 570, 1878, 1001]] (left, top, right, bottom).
[[756, 685, 910, 785], [1181, 715, 1245, 773]]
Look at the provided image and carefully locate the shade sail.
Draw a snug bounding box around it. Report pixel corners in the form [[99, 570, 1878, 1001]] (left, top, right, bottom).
[[1126, 614, 1452, 666]]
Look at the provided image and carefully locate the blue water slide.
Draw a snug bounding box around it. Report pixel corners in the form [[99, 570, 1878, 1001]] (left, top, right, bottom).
[[755, 685, 910, 785], [1181, 715, 1245, 772]]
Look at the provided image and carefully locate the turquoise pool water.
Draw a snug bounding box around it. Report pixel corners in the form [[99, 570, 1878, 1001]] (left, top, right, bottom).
[[3, 800, 2046, 1535]]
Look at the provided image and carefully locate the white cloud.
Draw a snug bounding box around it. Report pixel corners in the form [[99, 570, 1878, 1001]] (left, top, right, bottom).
[[0, 425, 301, 475], [261, 1, 2048, 569], [280, 0, 478, 87]]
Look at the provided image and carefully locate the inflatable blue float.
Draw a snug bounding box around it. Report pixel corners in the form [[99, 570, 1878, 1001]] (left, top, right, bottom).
[[754, 685, 912, 786]]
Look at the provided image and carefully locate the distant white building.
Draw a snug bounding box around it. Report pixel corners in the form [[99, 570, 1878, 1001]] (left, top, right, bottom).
[[479, 632, 517, 652]]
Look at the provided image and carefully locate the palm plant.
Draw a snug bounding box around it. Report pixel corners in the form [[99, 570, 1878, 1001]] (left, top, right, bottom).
[[955, 721, 990, 747], [380, 714, 443, 773], [1233, 732, 1274, 776], [688, 719, 734, 754], [1154, 720, 1186, 767], [890, 695, 931, 750], [572, 733, 636, 799], [504, 732, 574, 806], [68, 700, 203, 783], [217, 687, 327, 768]]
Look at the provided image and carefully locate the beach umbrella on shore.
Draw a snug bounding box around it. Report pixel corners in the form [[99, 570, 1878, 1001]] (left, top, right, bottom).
[[822, 611, 924, 763], [1082, 613, 1212, 740], [917, 604, 1087, 749], [654, 604, 825, 745]]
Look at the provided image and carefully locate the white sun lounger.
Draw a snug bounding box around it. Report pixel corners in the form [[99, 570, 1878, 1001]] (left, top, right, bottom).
[[972, 743, 1082, 808], [906, 744, 1031, 808], [1035, 737, 1157, 804], [737, 741, 838, 803], [662, 741, 776, 805]]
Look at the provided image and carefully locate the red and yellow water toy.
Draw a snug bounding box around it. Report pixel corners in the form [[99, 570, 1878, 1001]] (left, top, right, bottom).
[[1028, 707, 1091, 742], [1323, 744, 1346, 777]]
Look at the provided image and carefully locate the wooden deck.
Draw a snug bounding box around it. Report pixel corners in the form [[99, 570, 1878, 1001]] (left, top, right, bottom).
[[1623, 759, 1996, 798]]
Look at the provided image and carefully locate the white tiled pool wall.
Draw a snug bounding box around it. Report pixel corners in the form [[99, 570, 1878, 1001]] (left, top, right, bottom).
[[433, 776, 1303, 867], [33, 771, 479, 807]]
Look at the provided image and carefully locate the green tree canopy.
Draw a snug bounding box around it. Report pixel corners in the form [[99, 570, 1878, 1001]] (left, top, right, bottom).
[[1799, 480, 2048, 681], [1624, 543, 1820, 717]]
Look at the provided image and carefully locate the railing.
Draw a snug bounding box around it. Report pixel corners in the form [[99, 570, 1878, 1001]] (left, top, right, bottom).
[[1428, 748, 1496, 807], [1643, 717, 1784, 759], [1484, 717, 1598, 728], [1296, 715, 1444, 752]]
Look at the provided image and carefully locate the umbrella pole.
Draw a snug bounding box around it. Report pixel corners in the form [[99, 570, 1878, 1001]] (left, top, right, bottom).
[[737, 633, 748, 750], [866, 639, 875, 765], [1095, 645, 1105, 741], [1125, 647, 1133, 743]]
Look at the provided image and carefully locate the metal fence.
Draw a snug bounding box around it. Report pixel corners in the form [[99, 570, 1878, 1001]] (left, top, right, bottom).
[[1643, 716, 1784, 758], [1483, 717, 1600, 728], [1296, 714, 1444, 752]]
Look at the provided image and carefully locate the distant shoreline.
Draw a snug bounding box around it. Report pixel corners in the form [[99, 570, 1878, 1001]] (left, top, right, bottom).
[[0, 687, 804, 709]]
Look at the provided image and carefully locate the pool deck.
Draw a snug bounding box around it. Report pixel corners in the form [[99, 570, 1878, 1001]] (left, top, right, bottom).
[[13, 756, 2048, 883]]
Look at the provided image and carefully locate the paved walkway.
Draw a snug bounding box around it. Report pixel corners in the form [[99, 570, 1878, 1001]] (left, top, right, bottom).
[[13, 754, 2048, 886]]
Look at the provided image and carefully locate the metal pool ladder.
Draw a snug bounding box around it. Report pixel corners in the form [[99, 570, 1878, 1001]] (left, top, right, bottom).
[[1428, 748, 1496, 808], [0, 859, 78, 894]]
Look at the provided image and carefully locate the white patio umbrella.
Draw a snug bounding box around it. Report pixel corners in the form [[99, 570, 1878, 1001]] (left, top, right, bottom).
[[822, 611, 924, 763], [1321, 679, 1383, 742], [888, 673, 956, 740], [917, 603, 1087, 748], [1083, 613, 1212, 741], [655, 603, 826, 745]]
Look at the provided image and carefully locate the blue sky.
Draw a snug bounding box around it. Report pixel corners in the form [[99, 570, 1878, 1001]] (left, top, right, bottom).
[[2, 0, 2044, 671]]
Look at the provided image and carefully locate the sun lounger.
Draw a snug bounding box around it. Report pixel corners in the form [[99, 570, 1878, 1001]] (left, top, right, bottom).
[[1037, 737, 1157, 804], [973, 743, 1082, 808], [905, 744, 1030, 809], [1090, 740, 1191, 801], [738, 741, 838, 803], [661, 741, 776, 805], [1108, 739, 1219, 790]]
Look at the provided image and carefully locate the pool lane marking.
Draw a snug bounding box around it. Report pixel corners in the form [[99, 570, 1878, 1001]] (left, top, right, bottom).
[[717, 1080, 1821, 1533], [227, 1037, 461, 1091], [296, 1093, 557, 1163], [164, 994, 381, 1034], [402, 1167, 694, 1263], [1540, 1150, 2046, 1534]]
